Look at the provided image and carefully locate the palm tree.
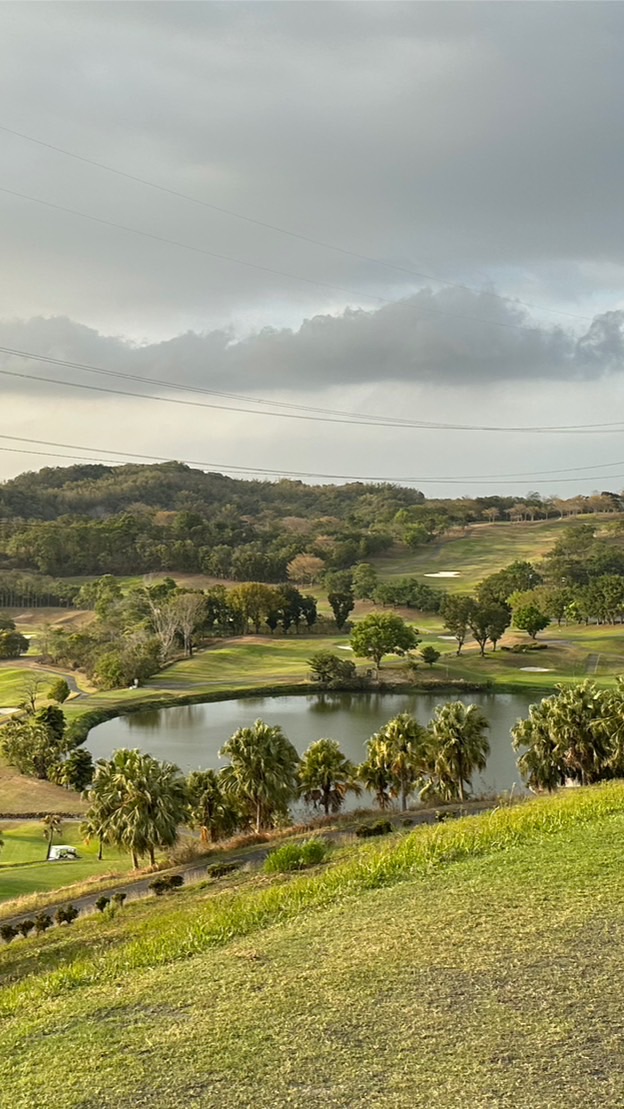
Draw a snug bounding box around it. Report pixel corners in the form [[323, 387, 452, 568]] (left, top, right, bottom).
[[380, 713, 430, 811], [220, 720, 300, 832], [546, 682, 609, 785], [512, 702, 565, 792], [298, 738, 361, 815], [187, 769, 239, 842], [601, 677, 624, 774], [42, 813, 62, 859], [83, 749, 188, 868], [424, 701, 490, 802], [358, 733, 393, 810]]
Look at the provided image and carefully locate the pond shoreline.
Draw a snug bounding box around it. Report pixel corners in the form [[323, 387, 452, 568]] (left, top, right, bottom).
[[70, 676, 552, 744]]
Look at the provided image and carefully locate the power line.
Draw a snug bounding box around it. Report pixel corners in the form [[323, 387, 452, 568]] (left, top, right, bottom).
[[1, 432, 624, 486], [2, 345, 624, 434], [0, 184, 597, 344], [0, 121, 594, 326]]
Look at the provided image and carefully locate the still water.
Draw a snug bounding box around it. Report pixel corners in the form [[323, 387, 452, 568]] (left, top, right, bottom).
[[89, 690, 538, 803]]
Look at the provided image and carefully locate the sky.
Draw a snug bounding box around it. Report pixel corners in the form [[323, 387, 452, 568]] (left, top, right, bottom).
[[1, 1, 624, 497]]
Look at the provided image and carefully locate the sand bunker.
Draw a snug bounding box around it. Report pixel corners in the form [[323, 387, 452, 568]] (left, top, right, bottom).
[[425, 571, 461, 578], [0, 707, 18, 715], [519, 667, 552, 673], [439, 636, 456, 641], [337, 645, 353, 651]]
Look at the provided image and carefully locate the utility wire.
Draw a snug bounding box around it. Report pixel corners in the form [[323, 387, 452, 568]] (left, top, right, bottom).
[[1, 346, 624, 433], [1, 432, 624, 486], [0, 121, 593, 325]]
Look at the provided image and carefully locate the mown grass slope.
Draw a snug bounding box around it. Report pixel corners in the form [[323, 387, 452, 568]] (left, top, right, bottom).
[[375, 516, 621, 589], [2, 784, 624, 1108]]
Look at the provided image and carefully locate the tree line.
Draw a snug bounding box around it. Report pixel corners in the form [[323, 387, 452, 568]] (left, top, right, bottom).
[[78, 705, 490, 867]]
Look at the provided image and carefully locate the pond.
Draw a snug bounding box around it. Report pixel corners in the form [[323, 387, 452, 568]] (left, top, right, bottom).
[[88, 690, 539, 806]]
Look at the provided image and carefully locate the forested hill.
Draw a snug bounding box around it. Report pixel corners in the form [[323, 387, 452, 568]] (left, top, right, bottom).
[[0, 461, 427, 521], [0, 462, 621, 580]]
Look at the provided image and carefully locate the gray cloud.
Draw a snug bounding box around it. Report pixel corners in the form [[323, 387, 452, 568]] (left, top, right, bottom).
[[0, 3, 623, 337], [1, 295, 621, 404]]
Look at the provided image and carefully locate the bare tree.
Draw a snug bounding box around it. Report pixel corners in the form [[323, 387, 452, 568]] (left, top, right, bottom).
[[19, 674, 45, 715], [169, 592, 206, 657]]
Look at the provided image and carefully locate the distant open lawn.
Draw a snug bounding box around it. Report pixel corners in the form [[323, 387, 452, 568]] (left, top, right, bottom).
[[3, 785, 624, 1107], [0, 819, 131, 903], [0, 666, 65, 709], [375, 516, 622, 590]]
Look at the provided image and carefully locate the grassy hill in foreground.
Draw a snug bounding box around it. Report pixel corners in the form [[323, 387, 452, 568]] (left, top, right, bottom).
[[3, 785, 624, 1108]]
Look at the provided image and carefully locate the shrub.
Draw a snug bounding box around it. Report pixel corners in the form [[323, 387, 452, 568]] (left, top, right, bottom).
[[206, 861, 241, 879], [355, 820, 393, 839], [55, 904, 79, 925], [34, 913, 52, 934], [149, 874, 184, 896], [264, 838, 329, 874], [0, 924, 17, 944], [111, 892, 127, 907], [17, 919, 35, 938], [95, 896, 110, 913]]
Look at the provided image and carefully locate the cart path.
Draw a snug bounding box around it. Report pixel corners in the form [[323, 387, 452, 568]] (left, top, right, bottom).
[[0, 801, 495, 936]]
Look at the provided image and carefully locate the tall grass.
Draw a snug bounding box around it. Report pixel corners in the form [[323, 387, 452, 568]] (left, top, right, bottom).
[[3, 782, 624, 1014]]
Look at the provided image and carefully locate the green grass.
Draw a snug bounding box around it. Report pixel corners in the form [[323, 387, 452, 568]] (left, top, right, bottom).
[[0, 820, 131, 903], [0, 666, 63, 709], [374, 517, 615, 590], [2, 785, 624, 1106]]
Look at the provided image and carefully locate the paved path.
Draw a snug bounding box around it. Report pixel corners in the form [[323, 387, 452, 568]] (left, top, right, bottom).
[[0, 802, 494, 936]]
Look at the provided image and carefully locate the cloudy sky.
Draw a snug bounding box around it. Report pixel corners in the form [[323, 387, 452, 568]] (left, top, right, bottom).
[[2, 1, 624, 496]]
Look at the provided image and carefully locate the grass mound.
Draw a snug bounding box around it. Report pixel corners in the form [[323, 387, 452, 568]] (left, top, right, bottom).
[[3, 784, 624, 1107], [264, 837, 329, 873]]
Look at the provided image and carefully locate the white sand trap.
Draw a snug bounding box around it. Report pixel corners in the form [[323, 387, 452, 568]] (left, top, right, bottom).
[[337, 645, 353, 651], [520, 667, 552, 673], [425, 571, 461, 578], [0, 707, 18, 715], [439, 635, 456, 641]]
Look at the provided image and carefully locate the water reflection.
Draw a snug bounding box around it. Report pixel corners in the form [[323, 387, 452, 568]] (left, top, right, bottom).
[[89, 690, 536, 806]]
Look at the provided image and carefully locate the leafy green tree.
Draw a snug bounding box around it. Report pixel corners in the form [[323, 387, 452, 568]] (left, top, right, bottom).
[[301, 594, 318, 629], [187, 769, 239, 842], [308, 650, 356, 684], [358, 734, 393, 810], [47, 678, 70, 704], [420, 645, 441, 667], [440, 595, 474, 655], [327, 589, 355, 630], [350, 613, 419, 678], [0, 624, 29, 658], [467, 602, 510, 655], [513, 604, 550, 639], [56, 747, 94, 791], [229, 582, 277, 635], [83, 750, 188, 868], [220, 720, 300, 832], [380, 713, 430, 811], [477, 561, 542, 606], [298, 738, 361, 815], [42, 814, 63, 860], [423, 702, 490, 802], [352, 562, 378, 600], [1, 708, 69, 781]]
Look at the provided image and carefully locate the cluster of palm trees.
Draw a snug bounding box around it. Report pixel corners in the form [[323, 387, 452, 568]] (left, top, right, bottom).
[[83, 702, 491, 868], [511, 678, 624, 791]]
